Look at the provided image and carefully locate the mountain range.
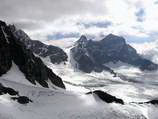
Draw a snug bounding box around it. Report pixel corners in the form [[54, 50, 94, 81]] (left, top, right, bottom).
[[0, 20, 158, 119], [70, 34, 158, 73], [6, 21, 157, 75]]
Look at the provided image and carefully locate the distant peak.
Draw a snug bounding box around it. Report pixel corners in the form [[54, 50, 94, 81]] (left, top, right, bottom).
[[105, 33, 121, 39], [75, 35, 88, 47], [77, 35, 88, 43], [8, 24, 16, 32], [106, 33, 116, 37], [0, 20, 6, 26], [102, 33, 126, 44], [79, 35, 87, 41]]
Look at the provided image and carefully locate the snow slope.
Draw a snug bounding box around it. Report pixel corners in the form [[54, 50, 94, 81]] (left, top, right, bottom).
[[40, 40, 158, 119], [1, 62, 33, 86], [0, 59, 149, 119], [0, 78, 147, 119]]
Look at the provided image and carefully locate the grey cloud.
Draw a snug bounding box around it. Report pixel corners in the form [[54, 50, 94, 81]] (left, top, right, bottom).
[[154, 1, 158, 4], [47, 32, 80, 40], [77, 21, 112, 28], [13, 20, 44, 30], [0, 0, 106, 23]]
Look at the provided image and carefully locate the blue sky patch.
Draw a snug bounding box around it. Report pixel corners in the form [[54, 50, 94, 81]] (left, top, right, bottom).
[[77, 21, 112, 28], [47, 32, 80, 40], [135, 8, 145, 22]]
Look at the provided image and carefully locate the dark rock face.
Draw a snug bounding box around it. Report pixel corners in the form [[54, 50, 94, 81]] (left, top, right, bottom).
[[136, 99, 158, 106], [0, 20, 65, 89], [146, 100, 158, 105], [0, 83, 32, 104], [71, 34, 158, 73], [11, 96, 33, 104], [86, 90, 124, 104], [9, 27, 68, 64], [70, 35, 115, 74], [2, 87, 19, 96], [0, 83, 19, 96], [0, 21, 12, 76], [138, 99, 158, 105]]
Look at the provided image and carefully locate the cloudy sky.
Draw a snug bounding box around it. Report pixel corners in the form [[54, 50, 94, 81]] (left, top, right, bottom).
[[1, 0, 158, 44]]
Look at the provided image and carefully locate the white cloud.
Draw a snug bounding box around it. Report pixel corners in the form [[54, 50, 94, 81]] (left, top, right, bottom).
[[105, 0, 136, 24], [1, 0, 158, 46], [131, 39, 158, 64]]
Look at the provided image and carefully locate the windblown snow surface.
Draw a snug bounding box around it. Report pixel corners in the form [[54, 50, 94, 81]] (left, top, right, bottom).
[[0, 40, 158, 119]]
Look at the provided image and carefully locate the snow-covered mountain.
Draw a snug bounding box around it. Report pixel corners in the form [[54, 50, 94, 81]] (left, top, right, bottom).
[[1, 20, 158, 119], [9, 25, 68, 64], [0, 20, 65, 89], [44, 34, 158, 119], [70, 34, 158, 73]]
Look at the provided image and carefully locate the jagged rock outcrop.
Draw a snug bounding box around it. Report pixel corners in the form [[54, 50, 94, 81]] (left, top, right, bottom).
[[11, 96, 33, 104], [70, 34, 158, 73], [86, 90, 124, 104], [0, 83, 32, 104], [0, 20, 65, 89], [145, 100, 158, 105], [137, 99, 158, 105], [2, 87, 19, 96], [9, 25, 68, 64]]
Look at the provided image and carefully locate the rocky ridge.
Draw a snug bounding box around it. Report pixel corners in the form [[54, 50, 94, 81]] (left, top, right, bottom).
[[70, 34, 158, 73], [9, 25, 68, 64], [0, 20, 65, 89]]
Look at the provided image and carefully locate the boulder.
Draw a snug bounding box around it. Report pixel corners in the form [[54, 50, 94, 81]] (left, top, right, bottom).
[[86, 90, 124, 104], [138, 99, 158, 105], [11, 96, 32, 104], [146, 100, 158, 105], [2, 87, 19, 96]]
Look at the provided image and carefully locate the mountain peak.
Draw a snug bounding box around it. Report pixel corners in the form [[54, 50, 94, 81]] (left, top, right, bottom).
[[78, 35, 87, 42], [76, 35, 88, 48], [105, 33, 123, 39], [0, 20, 6, 26], [102, 33, 126, 45], [0, 20, 65, 89], [106, 33, 116, 37], [10, 26, 68, 64]]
